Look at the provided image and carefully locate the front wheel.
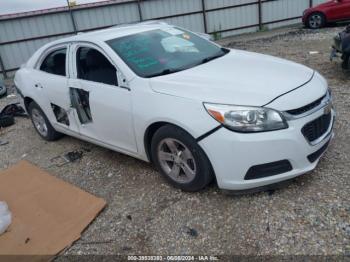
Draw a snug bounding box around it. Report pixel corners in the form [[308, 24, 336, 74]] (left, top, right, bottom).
[[307, 12, 326, 29], [151, 125, 214, 192]]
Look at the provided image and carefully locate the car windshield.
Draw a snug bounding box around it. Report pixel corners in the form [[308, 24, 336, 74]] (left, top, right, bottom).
[[107, 28, 229, 78]]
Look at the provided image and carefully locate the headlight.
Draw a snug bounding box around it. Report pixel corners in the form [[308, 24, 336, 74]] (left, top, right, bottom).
[[204, 103, 288, 133]]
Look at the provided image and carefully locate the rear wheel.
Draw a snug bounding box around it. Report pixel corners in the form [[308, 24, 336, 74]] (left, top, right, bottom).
[[151, 125, 214, 192], [28, 102, 63, 141], [307, 12, 326, 29]]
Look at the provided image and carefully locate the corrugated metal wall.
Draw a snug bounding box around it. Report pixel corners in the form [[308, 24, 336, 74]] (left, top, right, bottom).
[[0, 0, 328, 76], [74, 3, 140, 30], [141, 0, 201, 19], [141, 0, 204, 32], [206, 1, 259, 37]]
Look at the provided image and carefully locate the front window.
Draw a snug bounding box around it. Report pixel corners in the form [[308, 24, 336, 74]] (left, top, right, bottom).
[[76, 47, 118, 86], [107, 28, 229, 78]]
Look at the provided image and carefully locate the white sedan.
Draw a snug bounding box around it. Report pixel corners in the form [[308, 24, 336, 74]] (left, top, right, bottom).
[[15, 22, 335, 192]]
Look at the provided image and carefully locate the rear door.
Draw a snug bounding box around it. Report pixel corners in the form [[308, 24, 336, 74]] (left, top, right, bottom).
[[68, 42, 137, 153], [31, 44, 80, 133]]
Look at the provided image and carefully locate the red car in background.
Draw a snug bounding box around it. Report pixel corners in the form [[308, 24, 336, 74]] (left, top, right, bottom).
[[303, 0, 350, 29]]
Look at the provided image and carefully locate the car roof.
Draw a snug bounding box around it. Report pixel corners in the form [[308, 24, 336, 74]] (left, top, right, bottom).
[[49, 21, 171, 46]]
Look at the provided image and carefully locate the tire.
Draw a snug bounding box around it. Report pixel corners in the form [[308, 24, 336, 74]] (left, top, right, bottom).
[[28, 101, 63, 141], [0, 115, 14, 128], [151, 124, 214, 192], [307, 12, 326, 29]]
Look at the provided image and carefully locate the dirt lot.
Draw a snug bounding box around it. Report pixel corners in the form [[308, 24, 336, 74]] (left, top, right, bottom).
[[0, 25, 349, 257]]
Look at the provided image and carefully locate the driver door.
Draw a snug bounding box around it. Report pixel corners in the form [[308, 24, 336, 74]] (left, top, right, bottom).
[[68, 43, 137, 153]]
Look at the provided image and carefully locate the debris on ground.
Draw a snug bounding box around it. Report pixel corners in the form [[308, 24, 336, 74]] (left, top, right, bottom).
[[309, 51, 320, 55], [50, 150, 84, 167], [0, 103, 27, 128], [0, 103, 27, 118], [0, 140, 9, 146], [122, 246, 132, 251], [183, 226, 198, 238], [0, 115, 14, 128], [0, 201, 11, 235], [63, 151, 83, 163]]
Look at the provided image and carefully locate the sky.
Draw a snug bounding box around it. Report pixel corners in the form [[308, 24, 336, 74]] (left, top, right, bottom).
[[0, 0, 106, 15]]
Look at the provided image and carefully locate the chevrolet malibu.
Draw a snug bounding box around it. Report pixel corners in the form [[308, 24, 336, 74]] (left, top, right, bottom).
[[14, 22, 335, 192]]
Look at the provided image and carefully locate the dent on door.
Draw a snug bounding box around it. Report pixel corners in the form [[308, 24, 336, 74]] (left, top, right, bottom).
[[69, 87, 92, 124]]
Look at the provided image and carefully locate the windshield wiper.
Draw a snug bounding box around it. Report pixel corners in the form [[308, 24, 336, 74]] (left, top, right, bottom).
[[146, 48, 230, 78], [201, 48, 230, 64], [146, 68, 182, 78]]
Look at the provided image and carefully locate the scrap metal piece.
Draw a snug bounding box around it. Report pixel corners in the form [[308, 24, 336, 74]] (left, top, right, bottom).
[[50, 150, 84, 167], [63, 151, 83, 163], [0, 140, 9, 146]]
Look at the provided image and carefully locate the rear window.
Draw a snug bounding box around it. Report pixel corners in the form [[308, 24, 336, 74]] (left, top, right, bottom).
[[40, 48, 67, 76]]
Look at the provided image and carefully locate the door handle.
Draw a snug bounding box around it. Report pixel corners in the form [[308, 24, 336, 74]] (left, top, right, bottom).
[[34, 83, 43, 89]]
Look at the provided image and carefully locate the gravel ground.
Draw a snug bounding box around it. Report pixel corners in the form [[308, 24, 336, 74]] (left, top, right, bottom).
[[0, 25, 349, 257]]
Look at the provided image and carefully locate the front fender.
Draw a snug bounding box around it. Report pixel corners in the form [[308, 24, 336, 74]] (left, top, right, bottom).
[[131, 82, 219, 161]]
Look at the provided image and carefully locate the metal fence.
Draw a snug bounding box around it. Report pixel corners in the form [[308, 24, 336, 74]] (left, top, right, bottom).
[[0, 0, 326, 78]]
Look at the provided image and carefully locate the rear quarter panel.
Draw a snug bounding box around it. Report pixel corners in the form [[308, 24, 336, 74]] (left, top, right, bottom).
[[14, 68, 46, 112]]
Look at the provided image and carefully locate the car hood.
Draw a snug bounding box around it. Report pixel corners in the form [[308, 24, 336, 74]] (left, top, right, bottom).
[[149, 49, 314, 106]]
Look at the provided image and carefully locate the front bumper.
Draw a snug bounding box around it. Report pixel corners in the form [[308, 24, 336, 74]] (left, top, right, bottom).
[[199, 108, 335, 191], [302, 15, 307, 25], [302, 10, 311, 25]]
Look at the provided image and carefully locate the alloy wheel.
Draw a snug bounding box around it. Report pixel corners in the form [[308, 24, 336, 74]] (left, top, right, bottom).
[[31, 108, 48, 137], [157, 138, 197, 184], [309, 14, 323, 29]]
